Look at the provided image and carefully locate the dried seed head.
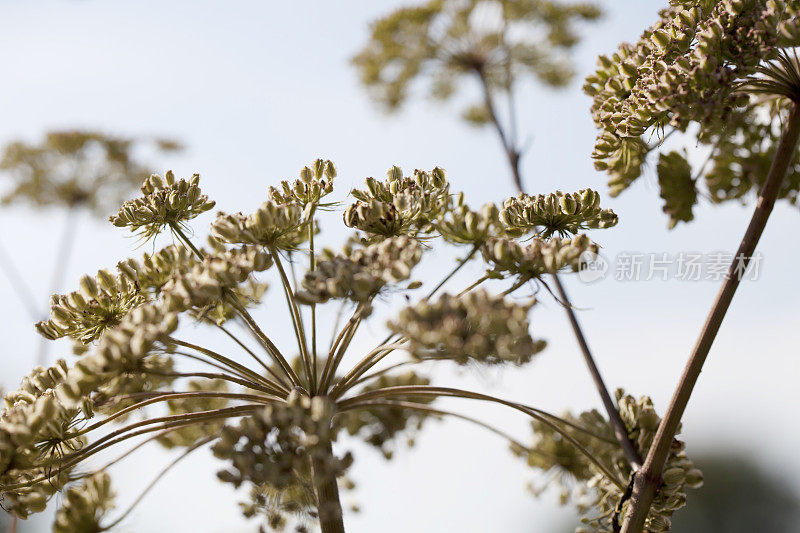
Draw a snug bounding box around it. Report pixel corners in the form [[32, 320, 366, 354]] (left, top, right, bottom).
[[389, 290, 546, 366], [483, 234, 599, 280], [269, 159, 337, 208], [296, 236, 422, 305], [36, 270, 144, 344], [500, 190, 617, 238], [109, 171, 215, 240], [211, 200, 307, 250], [345, 167, 450, 238]]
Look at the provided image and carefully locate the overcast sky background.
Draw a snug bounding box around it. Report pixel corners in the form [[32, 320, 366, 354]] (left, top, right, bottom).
[[1, 1, 799, 532]]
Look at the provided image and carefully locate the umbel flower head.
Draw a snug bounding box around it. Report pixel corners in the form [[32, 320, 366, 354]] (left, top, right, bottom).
[[389, 289, 546, 365], [4, 159, 636, 532], [211, 200, 308, 250], [585, 0, 800, 227], [483, 233, 598, 280], [269, 158, 338, 208], [0, 130, 181, 215], [344, 165, 450, 238], [353, 0, 601, 122], [500, 189, 618, 238], [109, 170, 215, 240], [341, 371, 436, 459], [0, 360, 87, 518], [35, 270, 144, 344], [296, 236, 422, 305], [213, 393, 352, 491], [435, 192, 502, 245]]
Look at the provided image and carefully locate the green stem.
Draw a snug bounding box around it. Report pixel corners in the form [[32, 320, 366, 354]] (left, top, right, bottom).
[[269, 245, 313, 387], [170, 337, 287, 393], [309, 208, 319, 391]]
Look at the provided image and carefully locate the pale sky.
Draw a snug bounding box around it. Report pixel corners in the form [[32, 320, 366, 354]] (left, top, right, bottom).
[[1, 1, 799, 532]]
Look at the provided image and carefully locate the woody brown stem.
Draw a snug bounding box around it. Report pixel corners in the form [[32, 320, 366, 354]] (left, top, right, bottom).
[[621, 101, 800, 532]]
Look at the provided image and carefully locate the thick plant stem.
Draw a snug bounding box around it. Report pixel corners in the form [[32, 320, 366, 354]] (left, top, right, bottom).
[[311, 437, 346, 533], [621, 102, 800, 532], [476, 68, 641, 468]]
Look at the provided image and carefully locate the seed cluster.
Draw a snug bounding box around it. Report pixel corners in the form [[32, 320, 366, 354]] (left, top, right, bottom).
[[212, 200, 307, 250], [109, 171, 215, 239], [269, 159, 337, 208], [341, 371, 435, 458], [344, 166, 450, 238], [296, 236, 422, 305], [1, 360, 85, 517], [157, 379, 230, 449], [353, 0, 601, 118], [500, 189, 618, 238], [161, 245, 272, 313], [213, 394, 351, 490], [435, 193, 502, 245], [483, 234, 599, 280], [585, 0, 800, 226], [36, 270, 144, 344], [389, 290, 546, 365]]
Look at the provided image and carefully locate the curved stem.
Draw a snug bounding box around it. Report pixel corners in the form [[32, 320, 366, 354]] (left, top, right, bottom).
[[341, 399, 531, 452], [169, 350, 265, 386], [215, 323, 290, 388], [170, 337, 288, 394], [68, 392, 272, 438], [621, 101, 800, 532], [269, 245, 313, 387], [4, 405, 264, 490], [309, 208, 319, 391], [339, 385, 623, 488], [144, 370, 280, 396]]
